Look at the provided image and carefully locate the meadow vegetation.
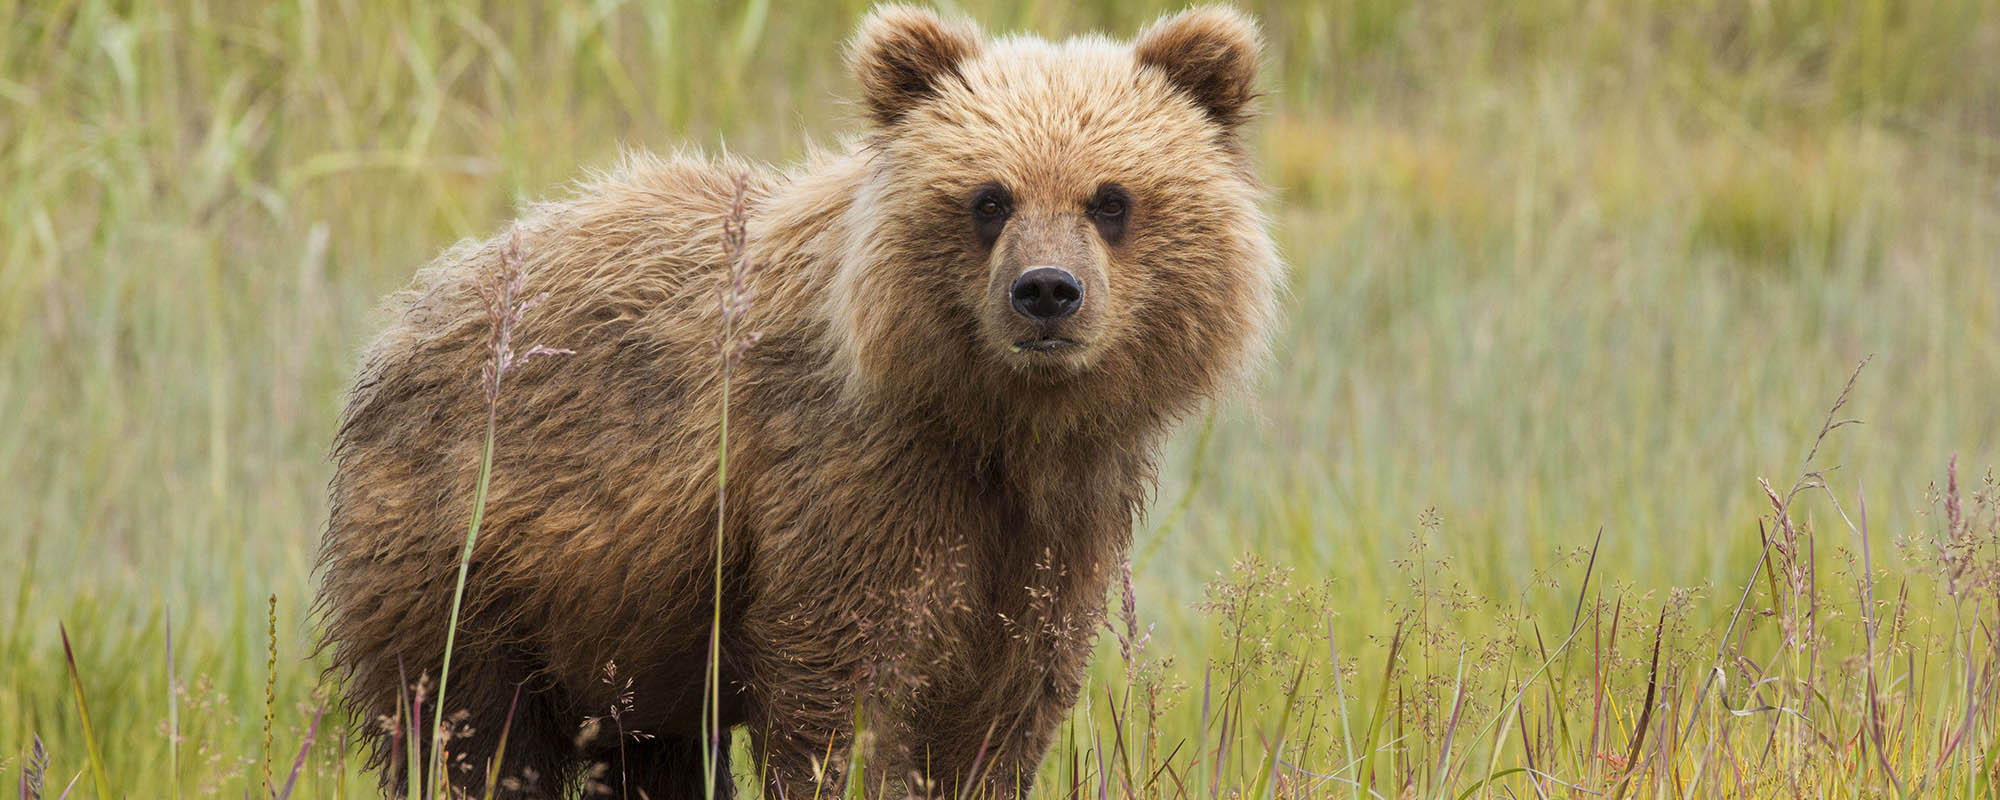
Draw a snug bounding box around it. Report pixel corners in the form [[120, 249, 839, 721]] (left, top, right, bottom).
[[3, 0, 1998, 796]]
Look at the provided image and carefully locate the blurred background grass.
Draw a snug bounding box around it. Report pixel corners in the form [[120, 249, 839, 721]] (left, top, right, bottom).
[[3, 0, 1998, 795]]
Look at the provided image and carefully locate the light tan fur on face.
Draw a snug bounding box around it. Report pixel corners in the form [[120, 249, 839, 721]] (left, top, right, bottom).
[[831, 7, 1278, 442], [318, 6, 1280, 799]]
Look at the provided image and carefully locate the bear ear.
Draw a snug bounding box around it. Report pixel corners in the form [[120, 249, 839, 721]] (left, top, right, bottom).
[[848, 5, 984, 127], [1133, 6, 1263, 130]]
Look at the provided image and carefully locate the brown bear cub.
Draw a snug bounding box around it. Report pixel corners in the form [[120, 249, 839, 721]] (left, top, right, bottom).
[[318, 5, 1280, 798]]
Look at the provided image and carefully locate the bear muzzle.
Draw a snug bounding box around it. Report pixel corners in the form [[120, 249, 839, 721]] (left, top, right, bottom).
[[986, 213, 1108, 361]]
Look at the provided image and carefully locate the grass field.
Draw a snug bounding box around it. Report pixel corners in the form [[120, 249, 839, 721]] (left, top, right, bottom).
[[5, 0, 2000, 796]]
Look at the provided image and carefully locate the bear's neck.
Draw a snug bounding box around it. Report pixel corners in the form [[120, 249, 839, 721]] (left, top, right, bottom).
[[844, 379, 1163, 515]]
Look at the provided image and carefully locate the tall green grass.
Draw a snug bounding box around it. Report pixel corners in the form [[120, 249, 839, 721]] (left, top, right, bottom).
[[4, 0, 1997, 796]]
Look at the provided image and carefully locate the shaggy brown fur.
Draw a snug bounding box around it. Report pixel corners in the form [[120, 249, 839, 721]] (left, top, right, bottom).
[[317, 5, 1280, 798]]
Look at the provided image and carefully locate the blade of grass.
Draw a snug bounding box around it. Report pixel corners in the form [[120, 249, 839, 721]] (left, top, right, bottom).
[[480, 685, 524, 800], [1327, 616, 1360, 800], [1466, 662, 1514, 800], [1452, 767, 1528, 800], [1142, 739, 1185, 796], [1103, 687, 1137, 798], [843, 702, 869, 800], [399, 659, 420, 798], [1452, 609, 1594, 797], [1545, 528, 1604, 781], [1589, 593, 1622, 788], [51, 772, 80, 800], [1430, 648, 1469, 799], [1855, 487, 1909, 798], [1250, 651, 1312, 800], [431, 405, 496, 797], [1609, 607, 1666, 800], [1199, 665, 1218, 800], [1514, 701, 1542, 800], [165, 605, 179, 800], [1358, 620, 1406, 797], [57, 625, 111, 800]]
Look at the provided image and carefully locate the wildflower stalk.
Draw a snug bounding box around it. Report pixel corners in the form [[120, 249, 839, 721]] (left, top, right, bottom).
[[264, 594, 277, 796], [707, 172, 760, 800], [432, 226, 569, 796]]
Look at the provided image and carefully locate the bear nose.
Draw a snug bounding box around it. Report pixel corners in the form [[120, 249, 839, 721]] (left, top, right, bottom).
[[1009, 267, 1083, 322]]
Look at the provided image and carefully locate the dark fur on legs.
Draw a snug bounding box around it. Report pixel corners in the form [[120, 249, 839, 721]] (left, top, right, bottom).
[[370, 653, 581, 799], [585, 736, 733, 800]]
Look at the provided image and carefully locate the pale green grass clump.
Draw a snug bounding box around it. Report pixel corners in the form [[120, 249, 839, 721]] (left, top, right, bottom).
[[3, 0, 1998, 797]]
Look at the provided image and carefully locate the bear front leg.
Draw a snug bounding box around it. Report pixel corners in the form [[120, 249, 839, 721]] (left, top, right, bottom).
[[736, 615, 870, 800], [738, 583, 988, 799], [926, 549, 1114, 799], [992, 661, 1089, 798], [744, 684, 855, 800], [898, 631, 1093, 800]]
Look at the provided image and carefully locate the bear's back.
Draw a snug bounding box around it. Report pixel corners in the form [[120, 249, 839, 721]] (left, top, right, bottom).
[[319, 152, 796, 711]]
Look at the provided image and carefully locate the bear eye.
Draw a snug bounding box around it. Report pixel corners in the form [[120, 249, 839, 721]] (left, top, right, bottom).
[[1089, 185, 1132, 243], [968, 184, 1012, 246]]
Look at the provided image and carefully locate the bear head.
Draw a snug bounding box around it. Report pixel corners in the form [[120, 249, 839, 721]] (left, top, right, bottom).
[[829, 5, 1282, 440]]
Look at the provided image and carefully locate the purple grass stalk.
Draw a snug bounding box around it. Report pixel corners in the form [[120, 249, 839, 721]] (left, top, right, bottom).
[[1855, 488, 1908, 795], [275, 704, 326, 800], [1514, 696, 1535, 797], [336, 723, 346, 799], [19, 735, 47, 800], [1094, 723, 1109, 800]]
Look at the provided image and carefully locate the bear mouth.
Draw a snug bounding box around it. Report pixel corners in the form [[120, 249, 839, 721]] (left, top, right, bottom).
[[1009, 337, 1080, 353]]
